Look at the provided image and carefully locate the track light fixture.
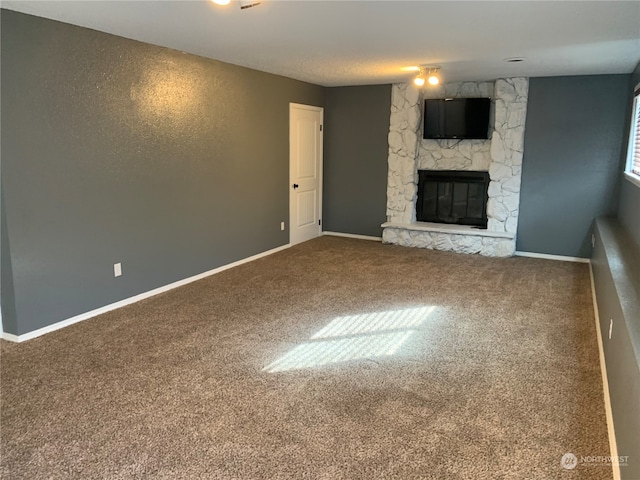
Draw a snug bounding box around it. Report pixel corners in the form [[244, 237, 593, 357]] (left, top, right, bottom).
[[414, 66, 440, 87], [211, 0, 262, 9]]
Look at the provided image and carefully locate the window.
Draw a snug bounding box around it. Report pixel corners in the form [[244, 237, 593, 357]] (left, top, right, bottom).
[[626, 83, 640, 187]]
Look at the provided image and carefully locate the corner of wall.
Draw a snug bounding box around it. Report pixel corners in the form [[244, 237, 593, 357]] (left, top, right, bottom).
[[1, 186, 18, 336]]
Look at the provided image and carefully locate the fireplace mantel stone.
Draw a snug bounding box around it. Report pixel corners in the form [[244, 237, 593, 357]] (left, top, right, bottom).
[[382, 78, 529, 257]]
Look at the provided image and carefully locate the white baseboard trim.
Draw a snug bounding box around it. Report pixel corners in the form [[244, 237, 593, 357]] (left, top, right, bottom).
[[0, 243, 292, 343], [1, 332, 19, 342], [589, 263, 621, 480], [322, 231, 382, 242], [515, 251, 590, 263]]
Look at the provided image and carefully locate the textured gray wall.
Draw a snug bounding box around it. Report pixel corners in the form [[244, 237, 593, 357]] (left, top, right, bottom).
[[618, 180, 640, 251], [517, 75, 630, 258], [323, 85, 391, 237], [609, 61, 640, 480], [1, 188, 17, 335], [617, 62, 640, 250], [592, 62, 640, 480], [1, 10, 324, 336]]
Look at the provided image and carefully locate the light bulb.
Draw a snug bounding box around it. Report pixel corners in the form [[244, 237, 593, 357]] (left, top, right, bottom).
[[427, 75, 439, 86], [212, 0, 231, 5], [414, 76, 425, 87]]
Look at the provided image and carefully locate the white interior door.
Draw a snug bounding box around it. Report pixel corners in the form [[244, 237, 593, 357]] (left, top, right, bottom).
[[290, 103, 323, 245]]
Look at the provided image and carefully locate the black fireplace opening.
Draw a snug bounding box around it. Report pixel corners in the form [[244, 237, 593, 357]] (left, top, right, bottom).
[[416, 170, 490, 228]]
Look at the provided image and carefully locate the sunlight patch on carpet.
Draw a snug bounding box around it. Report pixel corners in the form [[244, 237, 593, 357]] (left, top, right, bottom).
[[263, 306, 435, 372]]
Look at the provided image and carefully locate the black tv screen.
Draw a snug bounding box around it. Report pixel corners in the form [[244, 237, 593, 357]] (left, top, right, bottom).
[[423, 98, 490, 140]]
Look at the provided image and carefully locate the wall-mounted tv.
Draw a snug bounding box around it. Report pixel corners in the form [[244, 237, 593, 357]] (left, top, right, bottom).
[[423, 98, 491, 140]]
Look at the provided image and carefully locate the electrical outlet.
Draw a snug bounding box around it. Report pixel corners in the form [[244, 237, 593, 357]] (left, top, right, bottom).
[[280, 221, 285, 231], [114, 262, 122, 277], [609, 319, 613, 340]]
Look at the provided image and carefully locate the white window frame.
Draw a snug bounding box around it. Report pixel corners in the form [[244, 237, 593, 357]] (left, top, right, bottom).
[[624, 82, 640, 189]]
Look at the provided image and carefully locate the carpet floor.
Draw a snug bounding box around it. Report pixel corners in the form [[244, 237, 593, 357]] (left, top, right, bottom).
[[1, 236, 612, 479]]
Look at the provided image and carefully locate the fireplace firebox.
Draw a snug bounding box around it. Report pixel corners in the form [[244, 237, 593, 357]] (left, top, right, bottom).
[[416, 170, 490, 228]]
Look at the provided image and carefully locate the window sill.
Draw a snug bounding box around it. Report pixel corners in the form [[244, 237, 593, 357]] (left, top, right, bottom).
[[624, 172, 640, 189]]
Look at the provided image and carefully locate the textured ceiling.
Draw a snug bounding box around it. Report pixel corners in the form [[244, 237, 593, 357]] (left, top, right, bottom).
[[3, 1, 640, 86]]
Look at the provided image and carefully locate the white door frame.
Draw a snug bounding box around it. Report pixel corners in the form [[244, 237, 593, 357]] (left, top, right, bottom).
[[289, 102, 323, 245]]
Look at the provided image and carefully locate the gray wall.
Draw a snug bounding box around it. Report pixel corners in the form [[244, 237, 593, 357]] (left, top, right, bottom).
[[1, 188, 17, 335], [617, 62, 640, 249], [618, 178, 640, 251], [592, 62, 640, 480], [1, 10, 324, 336], [323, 85, 391, 237], [517, 75, 630, 258]]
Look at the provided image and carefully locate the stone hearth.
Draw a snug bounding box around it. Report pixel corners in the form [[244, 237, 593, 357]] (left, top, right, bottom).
[[382, 78, 529, 257]]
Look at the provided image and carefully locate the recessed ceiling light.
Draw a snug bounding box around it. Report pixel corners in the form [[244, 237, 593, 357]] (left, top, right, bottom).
[[504, 57, 526, 63], [212, 0, 231, 5]]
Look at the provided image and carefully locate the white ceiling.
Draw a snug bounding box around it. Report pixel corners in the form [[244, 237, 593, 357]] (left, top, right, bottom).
[[3, 0, 640, 87]]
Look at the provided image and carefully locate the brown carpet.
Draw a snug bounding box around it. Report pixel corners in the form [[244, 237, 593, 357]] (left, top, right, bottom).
[[1, 236, 612, 479]]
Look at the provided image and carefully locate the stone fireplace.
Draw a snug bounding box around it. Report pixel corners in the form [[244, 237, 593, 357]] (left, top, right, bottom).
[[382, 78, 529, 257]]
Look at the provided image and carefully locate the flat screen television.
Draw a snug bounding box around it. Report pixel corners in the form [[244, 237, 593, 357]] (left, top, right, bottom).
[[423, 98, 490, 140]]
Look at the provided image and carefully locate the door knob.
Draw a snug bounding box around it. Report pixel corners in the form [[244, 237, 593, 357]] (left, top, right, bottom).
[[293, 183, 299, 189]]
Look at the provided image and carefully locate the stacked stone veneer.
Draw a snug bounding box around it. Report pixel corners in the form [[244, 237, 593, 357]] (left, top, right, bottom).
[[382, 78, 529, 257]]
